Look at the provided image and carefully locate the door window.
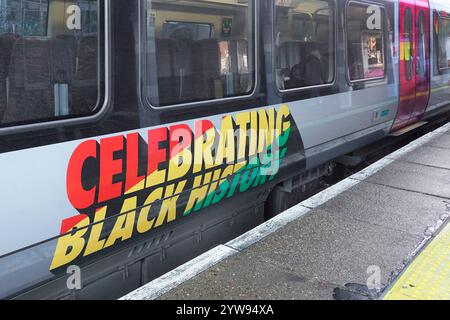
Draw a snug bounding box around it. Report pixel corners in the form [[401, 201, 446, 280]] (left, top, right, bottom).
[[417, 10, 427, 78], [403, 7, 413, 80], [274, 0, 335, 90], [347, 2, 386, 82]]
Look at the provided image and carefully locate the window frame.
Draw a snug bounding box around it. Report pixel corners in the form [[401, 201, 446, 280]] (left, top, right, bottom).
[[140, 0, 259, 110], [272, 0, 338, 95], [0, 0, 110, 135], [345, 0, 388, 85]]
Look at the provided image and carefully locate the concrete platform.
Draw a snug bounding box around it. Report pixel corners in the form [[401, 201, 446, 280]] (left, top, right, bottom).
[[122, 123, 450, 300]]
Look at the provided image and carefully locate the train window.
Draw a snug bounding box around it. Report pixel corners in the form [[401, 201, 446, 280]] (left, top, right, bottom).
[[417, 11, 426, 78], [436, 13, 450, 70], [0, 0, 100, 126], [433, 10, 440, 74], [144, 0, 255, 108], [347, 2, 385, 82], [274, 0, 335, 91], [403, 8, 413, 81]]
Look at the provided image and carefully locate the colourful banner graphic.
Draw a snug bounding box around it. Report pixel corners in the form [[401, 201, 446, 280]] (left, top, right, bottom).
[[50, 105, 296, 270]]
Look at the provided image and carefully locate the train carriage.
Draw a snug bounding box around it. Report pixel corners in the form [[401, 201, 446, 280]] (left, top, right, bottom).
[[0, 0, 449, 299]]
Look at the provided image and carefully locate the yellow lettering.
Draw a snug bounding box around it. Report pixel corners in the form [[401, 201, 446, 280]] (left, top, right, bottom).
[[137, 187, 164, 233], [235, 112, 250, 161], [193, 124, 216, 173], [168, 145, 192, 182], [276, 104, 291, 136], [104, 197, 137, 248], [84, 207, 107, 256], [258, 109, 275, 153], [155, 181, 186, 227], [215, 116, 236, 166], [49, 216, 90, 270]]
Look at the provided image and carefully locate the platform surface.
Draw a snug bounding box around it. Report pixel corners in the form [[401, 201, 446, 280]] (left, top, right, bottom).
[[122, 123, 450, 300]]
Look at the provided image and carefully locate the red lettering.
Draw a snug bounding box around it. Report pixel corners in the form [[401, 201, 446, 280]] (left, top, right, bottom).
[[195, 120, 214, 139], [98, 135, 125, 203], [169, 124, 192, 158], [66, 140, 98, 210], [125, 133, 145, 192], [147, 127, 167, 176]]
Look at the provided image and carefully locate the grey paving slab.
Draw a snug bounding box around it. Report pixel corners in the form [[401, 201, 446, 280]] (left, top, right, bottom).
[[399, 145, 450, 170], [365, 161, 450, 199], [425, 133, 450, 149], [236, 210, 421, 286], [161, 209, 422, 300], [160, 257, 337, 300], [319, 181, 448, 237]]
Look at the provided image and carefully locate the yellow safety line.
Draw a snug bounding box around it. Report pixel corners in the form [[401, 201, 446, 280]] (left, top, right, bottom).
[[431, 84, 450, 93], [383, 222, 450, 300]]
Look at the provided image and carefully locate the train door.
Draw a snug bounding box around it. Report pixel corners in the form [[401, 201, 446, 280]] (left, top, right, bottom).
[[394, 0, 430, 132], [411, 0, 430, 123]]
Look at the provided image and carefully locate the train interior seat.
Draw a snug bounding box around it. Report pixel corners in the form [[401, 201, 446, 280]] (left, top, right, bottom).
[[191, 39, 221, 100], [317, 42, 331, 82], [155, 37, 223, 104], [51, 35, 75, 117], [276, 40, 329, 89], [347, 20, 365, 81], [72, 35, 98, 115], [302, 42, 326, 85], [277, 41, 303, 89], [1, 34, 98, 124], [0, 33, 19, 120], [172, 38, 196, 102], [348, 42, 364, 80], [155, 37, 197, 105], [3, 37, 55, 123], [155, 38, 177, 106], [153, 19, 252, 105]]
